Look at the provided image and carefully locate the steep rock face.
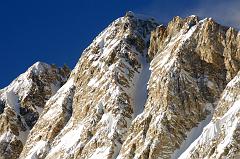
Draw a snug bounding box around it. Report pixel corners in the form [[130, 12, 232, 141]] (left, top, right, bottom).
[[118, 16, 240, 159], [180, 71, 240, 158], [19, 78, 75, 159], [0, 62, 70, 159], [2, 12, 240, 159], [20, 12, 158, 159]]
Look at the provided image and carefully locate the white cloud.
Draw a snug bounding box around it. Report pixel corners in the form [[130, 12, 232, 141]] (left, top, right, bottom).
[[136, 0, 240, 29], [191, 0, 240, 29]]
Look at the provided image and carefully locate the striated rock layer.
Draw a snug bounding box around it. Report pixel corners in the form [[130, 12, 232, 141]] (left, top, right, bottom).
[[1, 12, 240, 159]]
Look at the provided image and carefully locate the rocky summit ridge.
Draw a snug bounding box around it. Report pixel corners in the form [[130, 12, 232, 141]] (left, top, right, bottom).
[[1, 12, 240, 159]]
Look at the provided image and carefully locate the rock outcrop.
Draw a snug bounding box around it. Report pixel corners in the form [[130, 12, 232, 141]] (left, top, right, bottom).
[[0, 62, 70, 159], [179, 71, 240, 158]]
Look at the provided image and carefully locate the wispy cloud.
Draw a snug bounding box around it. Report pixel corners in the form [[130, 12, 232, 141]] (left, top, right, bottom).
[[135, 0, 195, 24], [191, 0, 240, 29], [136, 0, 240, 29]]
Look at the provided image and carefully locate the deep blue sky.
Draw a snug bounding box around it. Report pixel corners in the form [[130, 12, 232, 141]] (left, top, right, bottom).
[[0, 0, 238, 88]]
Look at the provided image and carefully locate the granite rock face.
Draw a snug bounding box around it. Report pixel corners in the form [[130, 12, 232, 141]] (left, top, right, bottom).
[[0, 62, 70, 159], [1, 12, 240, 159], [118, 15, 240, 159], [179, 71, 240, 159]]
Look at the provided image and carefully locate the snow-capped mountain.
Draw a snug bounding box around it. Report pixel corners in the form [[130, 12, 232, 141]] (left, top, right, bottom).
[[1, 12, 240, 159], [0, 62, 70, 159]]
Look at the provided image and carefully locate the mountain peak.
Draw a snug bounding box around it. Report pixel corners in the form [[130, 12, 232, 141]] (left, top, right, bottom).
[[30, 61, 50, 69], [28, 61, 51, 74], [0, 61, 70, 159], [125, 11, 157, 22], [2, 13, 240, 159]]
